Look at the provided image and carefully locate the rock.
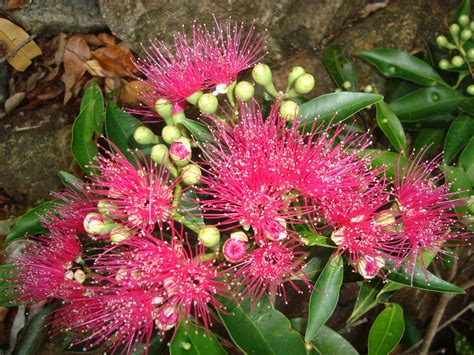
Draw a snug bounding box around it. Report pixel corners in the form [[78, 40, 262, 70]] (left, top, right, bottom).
[[5, 0, 107, 35], [99, 0, 367, 61], [0, 103, 74, 206], [0, 64, 8, 108]]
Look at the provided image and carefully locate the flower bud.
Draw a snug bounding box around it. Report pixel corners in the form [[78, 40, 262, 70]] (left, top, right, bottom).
[[364, 84, 374, 93], [467, 85, 474, 96], [252, 63, 273, 86], [186, 91, 203, 105], [451, 55, 464, 67], [234, 81, 255, 102], [230, 231, 248, 242], [468, 48, 474, 60], [342, 80, 352, 90], [375, 211, 396, 227], [109, 225, 131, 243], [97, 199, 117, 216], [450, 23, 460, 37], [470, 21, 474, 31], [198, 93, 218, 114], [198, 226, 220, 248], [436, 35, 449, 47], [279, 100, 300, 121], [133, 126, 157, 145], [162, 125, 181, 145], [181, 164, 202, 185], [151, 144, 169, 164], [73, 269, 86, 284], [263, 217, 287, 241], [155, 306, 179, 331], [357, 255, 385, 279], [287, 66, 305, 90], [83, 213, 116, 235], [169, 138, 192, 163], [458, 15, 469, 27], [439, 59, 451, 70], [155, 98, 173, 119], [294, 73, 315, 95], [331, 227, 345, 246], [460, 29, 472, 41], [223, 237, 247, 263]]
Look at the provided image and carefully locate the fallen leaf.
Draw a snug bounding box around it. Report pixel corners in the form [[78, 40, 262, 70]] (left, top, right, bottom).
[[105, 76, 121, 94], [26, 71, 43, 92], [62, 71, 76, 105], [5, 92, 25, 113], [80, 34, 104, 47], [4, 0, 25, 11], [92, 44, 137, 77], [119, 80, 148, 107], [83, 59, 107, 77], [63, 35, 91, 81], [98, 33, 116, 46]]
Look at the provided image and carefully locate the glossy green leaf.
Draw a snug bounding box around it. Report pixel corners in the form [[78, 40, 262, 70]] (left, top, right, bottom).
[[178, 189, 205, 227], [305, 254, 343, 342], [312, 326, 359, 355], [218, 296, 306, 355], [0, 264, 19, 307], [323, 45, 358, 91], [459, 97, 474, 115], [390, 86, 466, 122], [347, 280, 383, 325], [403, 114, 455, 131], [58, 171, 84, 192], [459, 137, 474, 184], [14, 303, 57, 355], [357, 49, 446, 87], [300, 230, 336, 248], [444, 113, 474, 164], [298, 92, 383, 127], [293, 257, 323, 283], [360, 149, 408, 180], [385, 79, 418, 103], [181, 117, 213, 143], [368, 303, 405, 355], [169, 322, 226, 355], [5, 200, 57, 245], [81, 82, 104, 133], [414, 129, 445, 157], [375, 101, 406, 152], [453, 0, 470, 24]]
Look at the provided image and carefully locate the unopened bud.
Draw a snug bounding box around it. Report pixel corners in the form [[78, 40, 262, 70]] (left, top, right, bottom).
[[155, 98, 173, 119], [468, 48, 474, 60], [181, 164, 202, 185], [357, 255, 385, 279], [73, 269, 86, 284], [263, 217, 287, 241], [450, 23, 460, 37], [460, 29, 472, 41], [294, 73, 315, 95], [364, 84, 374, 93], [230, 231, 248, 242], [223, 237, 247, 263], [198, 93, 218, 114], [436, 35, 449, 47], [155, 306, 179, 331], [110, 225, 131, 243], [376, 211, 396, 226], [151, 144, 169, 164], [252, 63, 273, 86], [470, 21, 474, 31], [458, 15, 469, 27], [169, 138, 192, 163], [467, 85, 474, 96], [97, 200, 116, 216], [186, 91, 203, 105], [451, 55, 464, 67], [342, 80, 352, 90], [234, 81, 255, 101], [134, 126, 157, 145], [279, 100, 300, 121], [162, 125, 181, 145], [439, 59, 451, 70], [198, 226, 220, 248], [287, 66, 305, 89], [182, 343, 192, 351], [331, 227, 345, 246], [83, 213, 116, 235]]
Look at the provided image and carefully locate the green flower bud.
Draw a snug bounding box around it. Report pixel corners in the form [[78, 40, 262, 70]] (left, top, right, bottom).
[[109, 225, 131, 243], [182, 343, 192, 351], [186, 91, 203, 105], [450, 23, 460, 38], [458, 15, 470, 27], [468, 48, 474, 60], [73, 270, 86, 284], [460, 29, 472, 41], [451, 55, 464, 67], [436, 35, 449, 47], [279, 100, 300, 121], [470, 21, 474, 31], [182, 164, 202, 185], [334, 88, 342, 93], [234, 81, 255, 101], [151, 144, 169, 164], [363, 84, 374, 93], [97, 200, 117, 216], [342, 80, 352, 90], [467, 85, 474, 96], [294, 73, 315, 95], [198, 226, 220, 248], [162, 125, 181, 145], [287, 66, 305, 90], [155, 98, 173, 119], [83, 213, 116, 236], [197, 93, 218, 114], [439, 59, 451, 70], [252, 63, 273, 86], [133, 126, 157, 145]]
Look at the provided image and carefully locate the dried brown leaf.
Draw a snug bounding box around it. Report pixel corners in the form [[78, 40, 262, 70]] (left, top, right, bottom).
[[4, 0, 25, 11], [92, 44, 137, 77], [104, 76, 121, 94], [119, 80, 148, 107], [64, 35, 91, 81], [97, 33, 116, 46], [26, 71, 43, 92], [5, 92, 25, 113], [83, 59, 107, 77], [62, 71, 76, 105]]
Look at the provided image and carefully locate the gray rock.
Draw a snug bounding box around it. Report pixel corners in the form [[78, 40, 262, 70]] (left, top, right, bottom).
[[5, 0, 107, 35], [0, 103, 74, 206]]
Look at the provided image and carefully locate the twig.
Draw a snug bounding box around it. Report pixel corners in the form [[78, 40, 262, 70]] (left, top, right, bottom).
[[0, 34, 37, 64]]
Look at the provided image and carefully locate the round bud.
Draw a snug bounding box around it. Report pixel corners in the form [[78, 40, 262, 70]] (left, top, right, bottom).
[[182, 343, 192, 351], [468, 48, 474, 60], [230, 231, 248, 242], [357, 255, 385, 280], [460, 29, 472, 41], [83, 213, 115, 236], [436, 35, 449, 47], [458, 15, 469, 27], [279, 100, 300, 121], [470, 21, 474, 31], [73, 270, 86, 284], [451, 55, 464, 67], [467, 85, 474, 96], [169, 138, 192, 163], [364, 84, 374, 93], [450, 23, 460, 36], [252, 63, 273, 86], [97, 199, 116, 216], [330, 227, 345, 246], [439, 59, 451, 70], [155, 98, 173, 118], [181, 164, 202, 185], [198, 226, 220, 248], [186, 91, 203, 105], [133, 126, 156, 145], [375, 211, 396, 227], [155, 306, 179, 332], [342, 80, 352, 90], [151, 144, 169, 164], [109, 225, 131, 243], [223, 237, 247, 263], [294, 73, 315, 94], [234, 81, 255, 101], [162, 125, 181, 145], [197, 93, 218, 114], [287, 66, 305, 87]]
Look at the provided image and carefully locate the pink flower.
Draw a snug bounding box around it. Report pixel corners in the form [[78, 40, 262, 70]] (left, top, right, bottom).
[[91, 145, 175, 231], [230, 240, 310, 304]]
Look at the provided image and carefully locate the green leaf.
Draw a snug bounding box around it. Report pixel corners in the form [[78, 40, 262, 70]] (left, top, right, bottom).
[[385, 79, 419, 103], [300, 231, 336, 248], [305, 254, 343, 342], [5, 200, 57, 245], [375, 101, 406, 153], [58, 171, 84, 192], [357, 49, 446, 87], [403, 114, 455, 131], [294, 257, 323, 283], [0, 264, 19, 307], [347, 280, 383, 325], [71, 84, 104, 174], [441, 165, 473, 229], [459, 97, 474, 115], [169, 322, 226, 355], [323, 45, 358, 91], [414, 129, 445, 157], [178, 189, 205, 227], [312, 326, 359, 355], [459, 137, 474, 184], [14, 303, 57, 355], [368, 303, 405, 355], [453, 0, 470, 24], [298, 92, 383, 127], [181, 117, 213, 143], [444, 113, 474, 164], [453, 326, 474, 355], [389, 86, 466, 122], [218, 296, 306, 355], [360, 149, 408, 180]]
